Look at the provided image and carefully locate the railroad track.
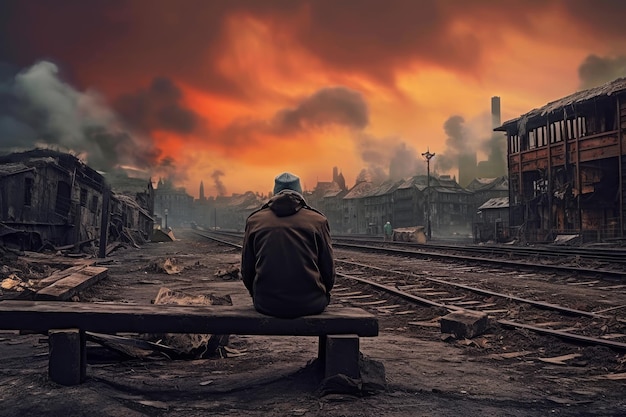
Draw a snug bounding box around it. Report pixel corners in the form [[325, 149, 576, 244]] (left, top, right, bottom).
[[332, 239, 626, 278], [203, 229, 626, 278], [192, 229, 626, 352]]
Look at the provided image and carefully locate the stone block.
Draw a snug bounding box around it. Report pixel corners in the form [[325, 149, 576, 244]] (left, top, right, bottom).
[[440, 310, 489, 339]]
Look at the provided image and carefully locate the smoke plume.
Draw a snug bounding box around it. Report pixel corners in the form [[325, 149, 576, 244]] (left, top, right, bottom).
[[0, 60, 161, 172], [211, 169, 227, 196], [114, 77, 200, 135], [578, 54, 626, 90]]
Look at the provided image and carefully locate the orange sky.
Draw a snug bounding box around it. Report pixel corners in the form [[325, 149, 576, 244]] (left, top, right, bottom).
[[2, 0, 626, 197]]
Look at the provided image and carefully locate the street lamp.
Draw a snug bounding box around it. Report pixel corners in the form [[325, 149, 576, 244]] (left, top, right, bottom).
[[164, 208, 169, 229], [421, 149, 435, 240]]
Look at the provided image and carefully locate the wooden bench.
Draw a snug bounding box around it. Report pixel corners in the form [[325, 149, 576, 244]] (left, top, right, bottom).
[[0, 301, 378, 385]]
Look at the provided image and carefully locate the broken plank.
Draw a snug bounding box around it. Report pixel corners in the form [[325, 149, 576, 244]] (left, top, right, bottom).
[[340, 294, 372, 300], [602, 372, 626, 380], [485, 351, 533, 360], [600, 333, 626, 340], [35, 267, 108, 301], [451, 300, 482, 306], [352, 300, 388, 306], [37, 264, 94, 287], [567, 280, 599, 286], [332, 291, 363, 297], [408, 321, 440, 328], [538, 353, 582, 365]]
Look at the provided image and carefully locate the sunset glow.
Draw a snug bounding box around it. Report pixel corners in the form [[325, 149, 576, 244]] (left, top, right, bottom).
[[2, 0, 626, 197]]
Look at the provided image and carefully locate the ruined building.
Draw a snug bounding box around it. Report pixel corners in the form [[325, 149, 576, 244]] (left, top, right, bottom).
[[0, 149, 154, 252], [496, 77, 626, 243]]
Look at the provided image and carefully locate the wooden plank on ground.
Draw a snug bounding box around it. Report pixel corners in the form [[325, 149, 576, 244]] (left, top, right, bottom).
[[538, 353, 582, 365], [37, 264, 94, 287], [34, 267, 108, 301]]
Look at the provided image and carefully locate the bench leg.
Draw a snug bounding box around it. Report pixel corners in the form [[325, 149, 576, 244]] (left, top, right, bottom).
[[48, 329, 86, 386], [318, 335, 327, 362], [323, 335, 360, 379]]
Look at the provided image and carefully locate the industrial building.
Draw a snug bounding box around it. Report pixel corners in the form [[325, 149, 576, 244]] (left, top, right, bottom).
[[496, 78, 626, 243]]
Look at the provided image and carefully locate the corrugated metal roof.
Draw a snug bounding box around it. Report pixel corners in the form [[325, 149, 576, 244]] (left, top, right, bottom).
[[497, 77, 626, 130], [467, 176, 509, 191], [343, 181, 375, 199]]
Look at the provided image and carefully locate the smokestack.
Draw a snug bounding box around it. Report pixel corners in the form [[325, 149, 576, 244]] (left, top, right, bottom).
[[491, 96, 501, 129]]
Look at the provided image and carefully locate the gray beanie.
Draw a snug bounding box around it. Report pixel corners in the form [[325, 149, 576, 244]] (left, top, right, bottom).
[[273, 172, 302, 195]]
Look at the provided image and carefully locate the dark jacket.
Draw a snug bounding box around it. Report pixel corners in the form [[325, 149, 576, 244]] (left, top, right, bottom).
[[241, 191, 335, 318]]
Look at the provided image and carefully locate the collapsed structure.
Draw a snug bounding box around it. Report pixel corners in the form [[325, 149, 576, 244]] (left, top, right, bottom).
[[496, 77, 626, 243], [0, 149, 154, 252]]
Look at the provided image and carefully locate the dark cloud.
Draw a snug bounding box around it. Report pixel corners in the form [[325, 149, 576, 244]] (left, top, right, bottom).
[[6, 0, 624, 100], [563, 0, 626, 39], [272, 87, 368, 133], [114, 77, 200, 135], [298, 0, 481, 84], [578, 54, 626, 90], [219, 86, 368, 147], [154, 155, 188, 185]]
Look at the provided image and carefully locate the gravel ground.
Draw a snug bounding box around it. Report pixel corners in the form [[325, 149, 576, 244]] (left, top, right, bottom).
[[1, 228, 625, 416]]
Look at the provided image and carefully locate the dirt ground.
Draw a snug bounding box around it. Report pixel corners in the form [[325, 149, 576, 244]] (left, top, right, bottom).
[[1, 228, 625, 416]]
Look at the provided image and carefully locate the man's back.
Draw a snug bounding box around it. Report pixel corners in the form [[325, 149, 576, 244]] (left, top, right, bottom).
[[241, 190, 335, 318]]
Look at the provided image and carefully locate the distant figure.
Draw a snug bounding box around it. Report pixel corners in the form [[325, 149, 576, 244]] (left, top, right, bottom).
[[383, 221, 393, 241], [241, 172, 335, 318]]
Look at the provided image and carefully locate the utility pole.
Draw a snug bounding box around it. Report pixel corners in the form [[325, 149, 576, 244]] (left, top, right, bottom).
[[421, 149, 435, 240]]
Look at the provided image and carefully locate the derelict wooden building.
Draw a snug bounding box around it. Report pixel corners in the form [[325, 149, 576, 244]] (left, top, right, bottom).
[[0, 149, 154, 251], [496, 78, 626, 243]]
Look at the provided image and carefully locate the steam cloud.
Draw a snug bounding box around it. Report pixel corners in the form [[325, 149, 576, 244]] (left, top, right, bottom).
[[211, 169, 227, 196]]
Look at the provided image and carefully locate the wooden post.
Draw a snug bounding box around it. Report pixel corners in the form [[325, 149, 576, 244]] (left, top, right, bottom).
[[98, 186, 110, 258], [48, 329, 86, 386]]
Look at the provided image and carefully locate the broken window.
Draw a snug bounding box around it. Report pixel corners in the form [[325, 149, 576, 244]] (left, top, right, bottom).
[[510, 134, 520, 153], [24, 177, 33, 206], [80, 188, 87, 207], [90, 195, 98, 213], [55, 181, 71, 215], [536, 126, 547, 147], [574, 116, 586, 137], [550, 121, 563, 143], [529, 130, 536, 149], [534, 178, 548, 196]]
